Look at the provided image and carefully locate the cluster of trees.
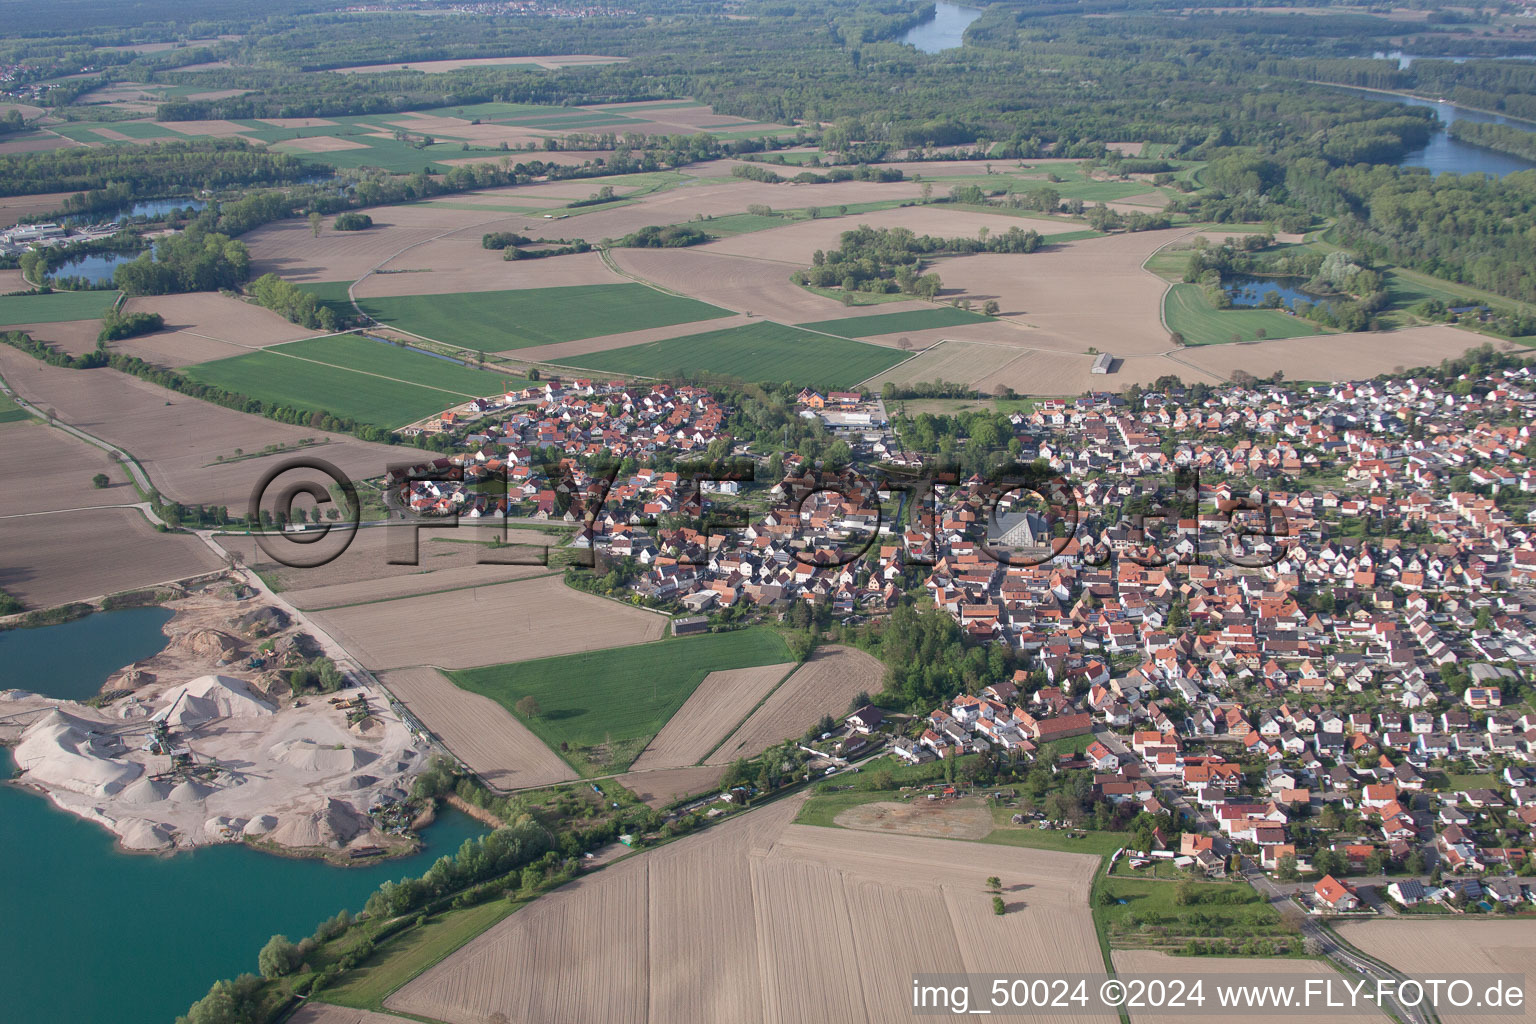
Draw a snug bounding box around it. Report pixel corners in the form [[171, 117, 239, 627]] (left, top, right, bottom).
[[247, 273, 341, 332], [332, 211, 372, 231], [615, 223, 710, 248], [113, 227, 251, 295], [797, 224, 1043, 298], [876, 604, 1015, 709], [730, 162, 904, 185], [1184, 241, 1387, 331], [0, 139, 316, 198], [286, 657, 344, 695], [504, 239, 591, 261], [98, 309, 164, 342]]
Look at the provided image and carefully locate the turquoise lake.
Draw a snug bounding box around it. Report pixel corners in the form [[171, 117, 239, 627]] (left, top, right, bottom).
[[0, 607, 175, 701]]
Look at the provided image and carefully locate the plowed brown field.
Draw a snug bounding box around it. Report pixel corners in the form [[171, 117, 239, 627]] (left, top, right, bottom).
[[708, 646, 884, 764], [388, 797, 1109, 1024], [378, 666, 576, 790], [307, 574, 666, 670], [630, 662, 794, 772]]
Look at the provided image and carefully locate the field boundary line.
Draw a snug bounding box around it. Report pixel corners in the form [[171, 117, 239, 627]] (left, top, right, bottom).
[[695, 659, 802, 765], [299, 569, 563, 611]]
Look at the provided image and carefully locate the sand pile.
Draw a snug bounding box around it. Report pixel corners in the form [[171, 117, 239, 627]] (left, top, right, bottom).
[[155, 675, 275, 727], [267, 798, 367, 849], [119, 776, 172, 805], [174, 628, 244, 659], [243, 814, 277, 836], [169, 779, 214, 803], [118, 817, 174, 851], [14, 709, 142, 797], [271, 738, 376, 773]]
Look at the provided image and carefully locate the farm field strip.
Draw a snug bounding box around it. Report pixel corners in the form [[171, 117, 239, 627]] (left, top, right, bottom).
[[708, 646, 884, 765], [629, 662, 796, 772], [388, 798, 1107, 1024], [307, 574, 667, 671], [378, 667, 577, 791], [795, 305, 996, 337]]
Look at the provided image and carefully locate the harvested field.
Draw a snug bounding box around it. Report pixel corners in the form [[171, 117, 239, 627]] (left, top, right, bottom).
[[1333, 919, 1536, 1024], [121, 292, 321, 354], [629, 662, 794, 772], [286, 1004, 411, 1024], [704, 205, 1066, 265], [276, 135, 371, 153], [284, 561, 550, 611], [1111, 952, 1385, 1024], [926, 227, 1194, 354], [219, 527, 565, 596], [308, 574, 667, 670], [972, 348, 1105, 396], [0, 131, 76, 155], [389, 799, 1109, 1024], [868, 339, 1028, 387], [0, 270, 26, 292], [833, 798, 995, 839], [710, 646, 884, 764], [0, 418, 133, 517], [0, 507, 222, 609], [0, 192, 76, 229], [610, 248, 881, 321], [0, 345, 400, 508], [618, 764, 727, 808], [355, 244, 617, 297], [378, 667, 576, 791], [6, 318, 103, 357], [1172, 325, 1516, 383], [797, 305, 994, 337], [515, 313, 755, 363], [244, 205, 498, 284], [334, 54, 627, 73]]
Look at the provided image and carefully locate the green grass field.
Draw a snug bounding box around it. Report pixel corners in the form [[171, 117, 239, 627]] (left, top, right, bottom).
[[356, 284, 731, 352], [797, 306, 994, 337], [298, 280, 357, 320], [0, 289, 119, 326], [0, 392, 30, 424], [567, 320, 907, 389], [1164, 283, 1322, 345], [184, 335, 519, 427], [449, 627, 794, 774]]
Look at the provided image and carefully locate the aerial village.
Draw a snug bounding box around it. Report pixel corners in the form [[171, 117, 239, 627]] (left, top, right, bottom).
[[387, 359, 1536, 915]]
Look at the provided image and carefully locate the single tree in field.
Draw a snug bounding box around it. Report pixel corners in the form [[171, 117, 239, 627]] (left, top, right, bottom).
[[309, 211, 323, 237], [897, 335, 913, 351], [91, 473, 110, 489], [983, 299, 1000, 315], [986, 876, 1001, 892], [515, 695, 542, 718], [991, 895, 1006, 916]]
